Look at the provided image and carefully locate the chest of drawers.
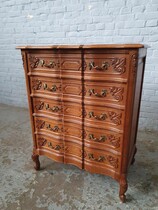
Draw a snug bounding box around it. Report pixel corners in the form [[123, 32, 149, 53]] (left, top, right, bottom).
[[17, 44, 147, 202]]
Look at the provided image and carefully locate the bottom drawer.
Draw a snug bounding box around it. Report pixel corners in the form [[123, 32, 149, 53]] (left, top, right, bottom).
[[84, 147, 120, 174], [36, 134, 64, 163], [64, 141, 83, 169]]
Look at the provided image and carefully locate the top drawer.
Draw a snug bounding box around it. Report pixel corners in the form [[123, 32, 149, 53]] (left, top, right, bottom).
[[27, 51, 60, 74], [84, 51, 129, 80]]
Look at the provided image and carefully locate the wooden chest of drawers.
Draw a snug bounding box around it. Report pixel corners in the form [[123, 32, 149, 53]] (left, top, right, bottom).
[[17, 44, 147, 202]]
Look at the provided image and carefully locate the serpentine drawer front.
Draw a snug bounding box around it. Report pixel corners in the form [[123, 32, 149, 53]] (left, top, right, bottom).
[[17, 44, 147, 203]]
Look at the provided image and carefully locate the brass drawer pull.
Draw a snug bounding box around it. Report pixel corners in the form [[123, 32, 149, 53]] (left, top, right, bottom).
[[43, 83, 57, 92], [89, 134, 106, 142], [89, 89, 107, 97], [88, 112, 107, 121], [48, 142, 61, 150], [45, 104, 61, 112], [46, 124, 59, 132], [88, 154, 105, 162], [39, 59, 56, 68], [89, 61, 109, 71]]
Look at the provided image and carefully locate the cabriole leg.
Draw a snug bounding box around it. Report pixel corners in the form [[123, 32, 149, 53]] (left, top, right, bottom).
[[119, 174, 128, 203], [32, 153, 40, 170]]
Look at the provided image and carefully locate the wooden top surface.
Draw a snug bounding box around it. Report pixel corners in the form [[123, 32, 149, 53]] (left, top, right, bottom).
[[16, 44, 145, 49]]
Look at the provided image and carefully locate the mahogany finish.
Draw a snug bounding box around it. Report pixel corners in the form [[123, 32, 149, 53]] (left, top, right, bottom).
[[17, 44, 147, 202]]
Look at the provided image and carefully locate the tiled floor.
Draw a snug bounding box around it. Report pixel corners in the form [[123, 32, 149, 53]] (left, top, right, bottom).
[[0, 104, 158, 210]]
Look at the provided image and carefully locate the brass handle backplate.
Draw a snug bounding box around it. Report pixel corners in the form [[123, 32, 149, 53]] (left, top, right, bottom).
[[89, 61, 109, 71], [39, 59, 56, 68], [48, 142, 61, 150], [46, 124, 60, 132], [43, 83, 57, 92], [89, 134, 106, 142], [45, 104, 61, 112], [88, 112, 107, 121], [89, 89, 107, 97], [88, 154, 105, 162]]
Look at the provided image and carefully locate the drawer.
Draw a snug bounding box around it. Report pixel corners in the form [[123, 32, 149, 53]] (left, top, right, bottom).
[[64, 122, 82, 140], [84, 147, 121, 172], [64, 141, 83, 169], [84, 53, 129, 80], [34, 117, 63, 138], [27, 51, 60, 74], [84, 105, 124, 131], [36, 134, 64, 153], [62, 80, 82, 102], [30, 76, 62, 99], [63, 102, 82, 122], [61, 53, 82, 71], [33, 97, 62, 117], [84, 126, 122, 152], [60, 52, 82, 79], [36, 133, 64, 163], [84, 81, 127, 107]]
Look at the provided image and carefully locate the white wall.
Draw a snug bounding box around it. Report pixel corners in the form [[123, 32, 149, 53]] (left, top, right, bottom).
[[0, 0, 158, 131]]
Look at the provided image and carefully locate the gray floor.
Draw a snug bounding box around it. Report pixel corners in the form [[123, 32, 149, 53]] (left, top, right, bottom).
[[0, 103, 158, 210]]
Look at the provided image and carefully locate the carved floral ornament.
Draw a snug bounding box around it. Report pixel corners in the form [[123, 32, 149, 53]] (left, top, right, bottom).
[[87, 110, 122, 125], [87, 86, 124, 101], [86, 152, 119, 169], [32, 79, 61, 92], [85, 57, 126, 74], [29, 55, 59, 69], [131, 53, 138, 74], [38, 138, 63, 151], [35, 120, 61, 132], [35, 101, 61, 112], [87, 132, 121, 148]]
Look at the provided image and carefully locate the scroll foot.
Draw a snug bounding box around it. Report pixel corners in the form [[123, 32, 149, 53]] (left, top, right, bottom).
[[32, 154, 40, 170], [119, 175, 128, 203]]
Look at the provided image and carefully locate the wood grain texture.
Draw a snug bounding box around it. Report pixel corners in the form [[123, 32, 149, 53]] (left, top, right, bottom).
[[18, 45, 147, 203]]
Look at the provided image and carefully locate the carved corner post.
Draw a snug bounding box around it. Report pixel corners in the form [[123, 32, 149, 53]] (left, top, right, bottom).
[[21, 50, 40, 170], [119, 174, 128, 203], [32, 152, 40, 170], [119, 50, 139, 203]]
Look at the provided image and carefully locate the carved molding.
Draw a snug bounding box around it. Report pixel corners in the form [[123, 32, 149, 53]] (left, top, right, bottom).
[[85, 130, 120, 148], [29, 55, 40, 69], [111, 58, 126, 74], [47, 142, 63, 151], [35, 120, 62, 133], [109, 87, 124, 101], [85, 86, 124, 101], [107, 155, 119, 169], [32, 80, 42, 90], [87, 153, 119, 168], [35, 101, 61, 113], [84, 57, 126, 74], [29, 55, 59, 69], [38, 137, 63, 151], [32, 79, 61, 92], [131, 53, 137, 75], [108, 135, 121, 148], [36, 120, 45, 129], [61, 60, 82, 71], [35, 102, 44, 111], [38, 137, 47, 146], [108, 111, 122, 125]]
